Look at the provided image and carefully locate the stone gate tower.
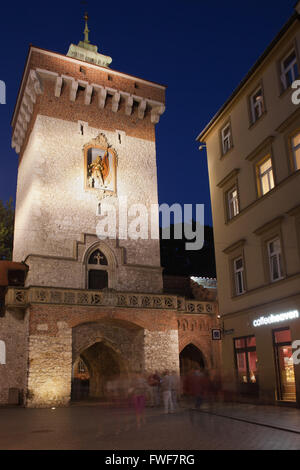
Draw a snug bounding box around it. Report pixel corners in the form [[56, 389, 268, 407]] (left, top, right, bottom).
[[1, 16, 220, 407]]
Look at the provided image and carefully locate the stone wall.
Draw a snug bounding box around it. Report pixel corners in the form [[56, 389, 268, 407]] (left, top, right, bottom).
[[144, 329, 180, 374], [72, 321, 144, 373], [1, 300, 220, 407], [0, 309, 28, 405], [26, 321, 72, 408]]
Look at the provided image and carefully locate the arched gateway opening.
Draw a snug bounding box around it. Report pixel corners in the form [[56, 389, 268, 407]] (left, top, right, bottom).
[[71, 320, 144, 402], [180, 344, 206, 376], [72, 341, 126, 401]]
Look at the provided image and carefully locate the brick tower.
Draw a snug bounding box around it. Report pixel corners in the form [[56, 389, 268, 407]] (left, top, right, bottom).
[[12, 14, 166, 293], [2, 16, 219, 407]]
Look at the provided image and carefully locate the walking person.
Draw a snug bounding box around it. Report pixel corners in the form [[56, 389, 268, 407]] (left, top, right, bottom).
[[131, 372, 148, 429], [170, 370, 180, 410], [147, 370, 161, 407], [191, 367, 205, 409], [161, 370, 174, 414]]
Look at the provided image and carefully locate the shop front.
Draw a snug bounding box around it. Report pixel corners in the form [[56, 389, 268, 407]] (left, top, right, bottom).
[[222, 301, 300, 406]]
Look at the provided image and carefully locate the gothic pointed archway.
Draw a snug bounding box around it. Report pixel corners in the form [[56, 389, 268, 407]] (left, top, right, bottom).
[[71, 340, 127, 401], [179, 343, 206, 376], [71, 319, 145, 402]]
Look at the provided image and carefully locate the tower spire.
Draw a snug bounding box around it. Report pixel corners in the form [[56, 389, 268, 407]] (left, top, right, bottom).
[[67, 9, 112, 67], [83, 12, 90, 44]]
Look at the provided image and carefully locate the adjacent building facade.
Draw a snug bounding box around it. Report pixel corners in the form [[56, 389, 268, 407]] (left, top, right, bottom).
[[197, 3, 300, 405], [0, 18, 220, 407]]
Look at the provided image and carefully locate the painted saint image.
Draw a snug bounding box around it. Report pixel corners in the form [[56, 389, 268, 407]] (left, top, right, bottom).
[[86, 147, 115, 191]]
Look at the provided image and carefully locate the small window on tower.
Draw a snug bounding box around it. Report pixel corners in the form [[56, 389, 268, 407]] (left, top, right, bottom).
[[108, 75, 113, 81], [78, 121, 87, 136], [80, 66, 86, 75]]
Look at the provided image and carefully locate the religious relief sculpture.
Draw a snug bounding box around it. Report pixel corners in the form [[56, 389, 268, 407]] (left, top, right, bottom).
[[84, 133, 117, 196]]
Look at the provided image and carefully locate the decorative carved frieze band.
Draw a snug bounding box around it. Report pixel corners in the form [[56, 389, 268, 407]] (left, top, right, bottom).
[[5, 286, 216, 315], [11, 68, 166, 154]]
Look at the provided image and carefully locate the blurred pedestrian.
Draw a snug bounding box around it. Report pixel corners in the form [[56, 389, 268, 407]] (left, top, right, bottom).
[[190, 367, 205, 409], [161, 370, 174, 414], [147, 370, 161, 407], [170, 370, 180, 410], [131, 372, 148, 429]]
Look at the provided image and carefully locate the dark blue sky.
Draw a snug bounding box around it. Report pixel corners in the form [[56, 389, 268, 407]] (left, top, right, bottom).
[[0, 0, 296, 226]]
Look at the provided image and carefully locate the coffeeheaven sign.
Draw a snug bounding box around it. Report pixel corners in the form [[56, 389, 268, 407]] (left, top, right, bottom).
[[253, 310, 299, 327]]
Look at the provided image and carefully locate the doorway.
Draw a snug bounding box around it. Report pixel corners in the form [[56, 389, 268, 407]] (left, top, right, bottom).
[[71, 341, 125, 401], [273, 328, 296, 402], [179, 344, 205, 376]]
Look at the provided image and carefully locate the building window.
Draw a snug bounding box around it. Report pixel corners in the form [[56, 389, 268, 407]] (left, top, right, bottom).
[[268, 238, 283, 282], [281, 50, 299, 91], [78, 359, 88, 374], [234, 257, 245, 295], [257, 157, 275, 196], [227, 186, 239, 220], [221, 123, 232, 155], [87, 248, 109, 289], [234, 336, 258, 384], [291, 132, 300, 171], [250, 87, 264, 124]]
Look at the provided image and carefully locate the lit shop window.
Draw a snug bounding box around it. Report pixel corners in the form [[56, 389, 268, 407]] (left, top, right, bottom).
[[268, 238, 283, 282], [234, 336, 258, 384], [227, 186, 239, 220], [221, 123, 232, 155], [233, 257, 245, 296], [250, 87, 264, 124], [281, 50, 299, 91], [257, 157, 275, 196], [291, 132, 300, 171]]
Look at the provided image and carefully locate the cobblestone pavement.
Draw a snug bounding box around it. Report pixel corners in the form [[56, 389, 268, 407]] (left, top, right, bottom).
[[1, 403, 300, 450]]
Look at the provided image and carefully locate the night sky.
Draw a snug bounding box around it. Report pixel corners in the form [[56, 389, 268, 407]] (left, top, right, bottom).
[[0, 0, 296, 226]]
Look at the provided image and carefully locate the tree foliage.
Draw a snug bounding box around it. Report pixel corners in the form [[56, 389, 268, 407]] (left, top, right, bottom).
[[0, 198, 14, 260]]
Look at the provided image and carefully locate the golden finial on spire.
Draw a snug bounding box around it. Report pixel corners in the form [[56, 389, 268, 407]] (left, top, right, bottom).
[[83, 11, 90, 44]]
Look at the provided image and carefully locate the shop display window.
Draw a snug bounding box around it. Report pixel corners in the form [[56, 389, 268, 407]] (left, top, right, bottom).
[[234, 335, 258, 384]]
